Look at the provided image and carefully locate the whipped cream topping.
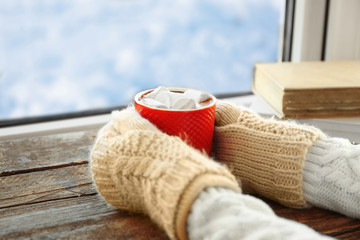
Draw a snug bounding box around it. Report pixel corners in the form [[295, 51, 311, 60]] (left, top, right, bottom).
[[139, 86, 213, 110]]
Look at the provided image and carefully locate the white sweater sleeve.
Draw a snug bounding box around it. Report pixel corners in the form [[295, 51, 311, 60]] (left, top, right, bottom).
[[303, 137, 360, 218], [187, 187, 333, 240]]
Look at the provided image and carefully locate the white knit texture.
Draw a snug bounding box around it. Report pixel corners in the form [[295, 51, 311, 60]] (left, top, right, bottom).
[[303, 138, 360, 218], [187, 187, 332, 240]]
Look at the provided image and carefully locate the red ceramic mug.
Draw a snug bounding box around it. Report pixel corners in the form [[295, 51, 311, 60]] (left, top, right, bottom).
[[134, 87, 217, 155]]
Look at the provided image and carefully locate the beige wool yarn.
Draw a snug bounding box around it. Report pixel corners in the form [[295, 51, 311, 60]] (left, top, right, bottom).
[[213, 101, 326, 208], [90, 108, 240, 240]]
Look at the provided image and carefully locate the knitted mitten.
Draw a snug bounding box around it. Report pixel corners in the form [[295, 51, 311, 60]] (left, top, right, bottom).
[[90, 108, 240, 240], [304, 138, 360, 218], [212, 101, 325, 208]]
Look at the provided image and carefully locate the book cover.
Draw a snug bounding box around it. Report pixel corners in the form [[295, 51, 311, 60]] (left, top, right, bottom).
[[252, 61, 360, 119]]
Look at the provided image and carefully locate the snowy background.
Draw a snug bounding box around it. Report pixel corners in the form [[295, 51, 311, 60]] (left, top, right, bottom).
[[0, 0, 283, 119]]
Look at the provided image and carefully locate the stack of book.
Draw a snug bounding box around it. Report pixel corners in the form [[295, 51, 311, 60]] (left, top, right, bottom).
[[252, 61, 360, 119]]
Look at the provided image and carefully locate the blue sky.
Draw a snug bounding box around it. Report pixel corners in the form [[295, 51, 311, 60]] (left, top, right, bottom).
[[0, 0, 283, 119]]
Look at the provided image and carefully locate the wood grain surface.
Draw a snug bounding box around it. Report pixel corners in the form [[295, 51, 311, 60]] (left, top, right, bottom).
[[1, 128, 359, 239]]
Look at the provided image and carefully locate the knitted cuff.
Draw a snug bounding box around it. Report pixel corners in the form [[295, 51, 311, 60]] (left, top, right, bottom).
[[213, 101, 325, 208], [91, 122, 240, 240], [303, 138, 360, 218]]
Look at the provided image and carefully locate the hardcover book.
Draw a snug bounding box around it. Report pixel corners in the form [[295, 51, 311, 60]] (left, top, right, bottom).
[[252, 61, 360, 119]]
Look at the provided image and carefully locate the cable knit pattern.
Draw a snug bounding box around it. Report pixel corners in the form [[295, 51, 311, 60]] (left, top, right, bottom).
[[303, 138, 360, 218], [187, 187, 333, 240], [90, 108, 240, 240], [213, 101, 325, 208]]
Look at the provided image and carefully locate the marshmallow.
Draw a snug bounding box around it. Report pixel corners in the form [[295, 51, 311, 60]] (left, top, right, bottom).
[[155, 91, 172, 108], [173, 98, 196, 109], [141, 98, 168, 109], [184, 89, 211, 103], [145, 86, 170, 99], [140, 86, 213, 110]]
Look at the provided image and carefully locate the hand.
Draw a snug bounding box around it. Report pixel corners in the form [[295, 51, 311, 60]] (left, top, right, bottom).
[[90, 107, 240, 240]]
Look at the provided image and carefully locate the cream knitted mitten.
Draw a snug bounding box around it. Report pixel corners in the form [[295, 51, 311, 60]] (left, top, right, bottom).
[[304, 138, 360, 218], [213, 101, 325, 208], [90, 108, 240, 240]]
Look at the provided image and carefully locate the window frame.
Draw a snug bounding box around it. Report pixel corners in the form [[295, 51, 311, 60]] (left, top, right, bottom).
[[284, 0, 360, 62], [2, 0, 360, 138], [325, 0, 360, 60]]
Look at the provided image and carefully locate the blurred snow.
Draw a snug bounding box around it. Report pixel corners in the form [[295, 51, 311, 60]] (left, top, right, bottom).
[[0, 0, 283, 119]]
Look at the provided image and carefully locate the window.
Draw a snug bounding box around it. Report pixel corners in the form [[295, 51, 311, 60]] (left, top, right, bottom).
[[0, 0, 284, 121], [287, 0, 360, 62]]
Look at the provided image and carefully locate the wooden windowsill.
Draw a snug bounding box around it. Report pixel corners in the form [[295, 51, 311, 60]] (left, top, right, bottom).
[[1, 95, 360, 239]]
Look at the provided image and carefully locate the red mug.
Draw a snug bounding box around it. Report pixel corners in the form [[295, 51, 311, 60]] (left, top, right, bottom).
[[134, 87, 217, 155]]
